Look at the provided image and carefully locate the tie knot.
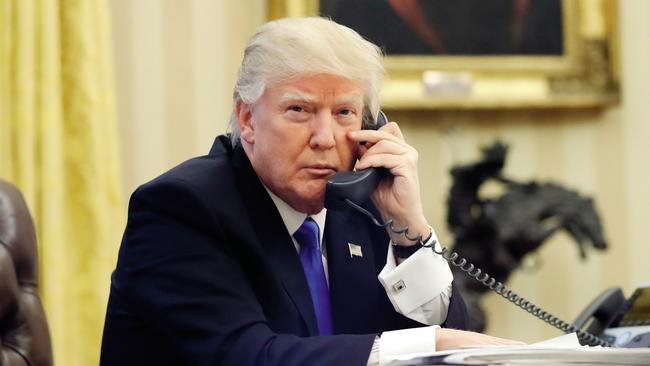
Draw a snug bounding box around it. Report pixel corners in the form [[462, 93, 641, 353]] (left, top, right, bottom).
[[293, 217, 320, 250]]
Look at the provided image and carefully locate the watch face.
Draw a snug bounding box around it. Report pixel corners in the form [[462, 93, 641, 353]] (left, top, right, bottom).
[[621, 286, 650, 326]]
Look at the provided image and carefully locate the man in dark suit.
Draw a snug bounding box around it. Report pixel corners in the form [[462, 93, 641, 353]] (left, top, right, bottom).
[[101, 17, 521, 366]]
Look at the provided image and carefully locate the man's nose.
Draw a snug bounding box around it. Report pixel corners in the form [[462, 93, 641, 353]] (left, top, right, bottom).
[[309, 111, 336, 149]]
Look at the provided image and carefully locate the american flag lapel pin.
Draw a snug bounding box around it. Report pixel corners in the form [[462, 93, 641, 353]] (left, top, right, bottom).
[[348, 243, 363, 258]]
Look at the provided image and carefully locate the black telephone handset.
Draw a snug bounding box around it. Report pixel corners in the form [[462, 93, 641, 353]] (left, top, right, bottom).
[[323, 111, 618, 347], [324, 111, 388, 210], [573, 287, 626, 337]]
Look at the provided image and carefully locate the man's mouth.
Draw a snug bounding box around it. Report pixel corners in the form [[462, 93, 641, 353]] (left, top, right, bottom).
[[304, 164, 337, 177]]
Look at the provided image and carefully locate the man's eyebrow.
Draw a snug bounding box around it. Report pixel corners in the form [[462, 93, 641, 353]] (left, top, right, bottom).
[[277, 91, 363, 106], [334, 93, 364, 106], [278, 91, 317, 105]]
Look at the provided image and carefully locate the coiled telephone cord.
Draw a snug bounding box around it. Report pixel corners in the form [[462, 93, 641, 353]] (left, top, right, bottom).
[[343, 198, 614, 348]]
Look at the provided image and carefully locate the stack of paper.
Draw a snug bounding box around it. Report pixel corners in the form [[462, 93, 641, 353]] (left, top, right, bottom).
[[387, 333, 650, 365], [444, 346, 650, 365]]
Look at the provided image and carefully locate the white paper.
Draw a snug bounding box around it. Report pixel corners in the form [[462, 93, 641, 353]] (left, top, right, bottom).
[[386, 333, 650, 366]]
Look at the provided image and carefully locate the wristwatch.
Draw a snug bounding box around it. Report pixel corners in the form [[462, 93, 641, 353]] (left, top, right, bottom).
[[391, 242, 423, 259], [391, 226, 434, 259]]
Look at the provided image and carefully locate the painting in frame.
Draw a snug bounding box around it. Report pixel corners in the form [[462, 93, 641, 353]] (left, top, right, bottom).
[[266, 0, 619, 109]]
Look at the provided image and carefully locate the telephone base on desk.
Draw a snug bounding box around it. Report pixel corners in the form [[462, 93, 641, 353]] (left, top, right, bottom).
[[604, 325, 650, 348]]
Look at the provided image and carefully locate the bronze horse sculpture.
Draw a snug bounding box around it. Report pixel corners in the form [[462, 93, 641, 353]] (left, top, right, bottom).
[[446, 142, 608, 332]]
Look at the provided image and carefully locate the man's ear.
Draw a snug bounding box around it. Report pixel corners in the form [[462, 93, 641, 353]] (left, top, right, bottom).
[[236, 98, 255, 144]]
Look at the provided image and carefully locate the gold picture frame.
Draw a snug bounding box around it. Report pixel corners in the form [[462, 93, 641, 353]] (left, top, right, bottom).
[[267, 0, 619, 109]]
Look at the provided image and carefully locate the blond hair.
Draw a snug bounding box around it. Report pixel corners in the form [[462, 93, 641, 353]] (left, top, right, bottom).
[[229, 17, 385, 146]]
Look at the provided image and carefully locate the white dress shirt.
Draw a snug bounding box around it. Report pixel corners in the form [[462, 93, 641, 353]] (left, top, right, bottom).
[[264, 187, 453, 365]]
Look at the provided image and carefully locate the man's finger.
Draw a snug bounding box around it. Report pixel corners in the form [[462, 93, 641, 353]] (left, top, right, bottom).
[[380, 121, 404, 140], [348, 129, 402, 145]]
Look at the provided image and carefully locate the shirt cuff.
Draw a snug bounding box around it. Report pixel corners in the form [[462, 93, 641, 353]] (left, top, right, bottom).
[[378, 325, 439, 365], [367, 336, 380, 366], [378, 230, 453, 315]]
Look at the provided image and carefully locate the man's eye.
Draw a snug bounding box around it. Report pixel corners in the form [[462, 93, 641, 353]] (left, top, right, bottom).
[[288, 105, 304, 113], [338, 109, 353, 116]]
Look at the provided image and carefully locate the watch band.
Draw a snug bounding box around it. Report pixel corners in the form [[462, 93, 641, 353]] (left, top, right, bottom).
[[391, 242, 423, 259]]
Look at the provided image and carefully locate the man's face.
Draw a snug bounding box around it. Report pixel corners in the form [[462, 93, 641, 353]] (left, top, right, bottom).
[[237, 74, 365, 214]]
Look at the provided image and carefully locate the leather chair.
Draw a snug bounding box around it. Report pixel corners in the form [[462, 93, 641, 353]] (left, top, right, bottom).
[[0, 180, 52, 366]]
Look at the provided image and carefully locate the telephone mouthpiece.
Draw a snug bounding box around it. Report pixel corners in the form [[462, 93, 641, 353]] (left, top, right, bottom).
[[324, 168, 386, 210]]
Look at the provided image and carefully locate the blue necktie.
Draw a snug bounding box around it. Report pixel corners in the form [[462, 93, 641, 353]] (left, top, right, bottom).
[[293, 217, 333, 335]]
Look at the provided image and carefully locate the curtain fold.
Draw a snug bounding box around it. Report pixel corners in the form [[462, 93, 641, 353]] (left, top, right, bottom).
[[0, 1, 123, 365]]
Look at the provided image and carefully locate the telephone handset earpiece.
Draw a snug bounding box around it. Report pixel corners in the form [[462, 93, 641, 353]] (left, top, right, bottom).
[[324, 111, 388, 210]]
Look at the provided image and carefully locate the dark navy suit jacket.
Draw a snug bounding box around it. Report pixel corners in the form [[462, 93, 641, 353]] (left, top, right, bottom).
[[100, 135, 468, 366]]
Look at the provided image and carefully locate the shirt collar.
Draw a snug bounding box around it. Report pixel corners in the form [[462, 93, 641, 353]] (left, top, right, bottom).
[[263, 185, 327, 244]]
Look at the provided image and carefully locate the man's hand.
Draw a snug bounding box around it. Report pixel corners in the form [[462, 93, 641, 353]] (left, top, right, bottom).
[[436, 328, 526, 351], [348, 122, 429, 247]]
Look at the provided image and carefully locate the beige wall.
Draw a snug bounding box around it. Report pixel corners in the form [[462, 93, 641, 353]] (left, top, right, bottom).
[[110, 1, 650, 343], [111, 0, 266, 194]]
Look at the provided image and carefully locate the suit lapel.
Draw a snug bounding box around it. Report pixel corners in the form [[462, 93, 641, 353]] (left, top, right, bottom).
[[231, 146, 319, 336], [325, 209, 384, 334]]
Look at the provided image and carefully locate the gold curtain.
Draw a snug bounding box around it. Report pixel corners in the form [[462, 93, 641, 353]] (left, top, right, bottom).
[[0, 1, 123, 365]]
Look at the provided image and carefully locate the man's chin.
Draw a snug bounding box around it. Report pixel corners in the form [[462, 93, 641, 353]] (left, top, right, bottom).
[[288, 186, 327, 214], [285, 197, 324, 215]]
